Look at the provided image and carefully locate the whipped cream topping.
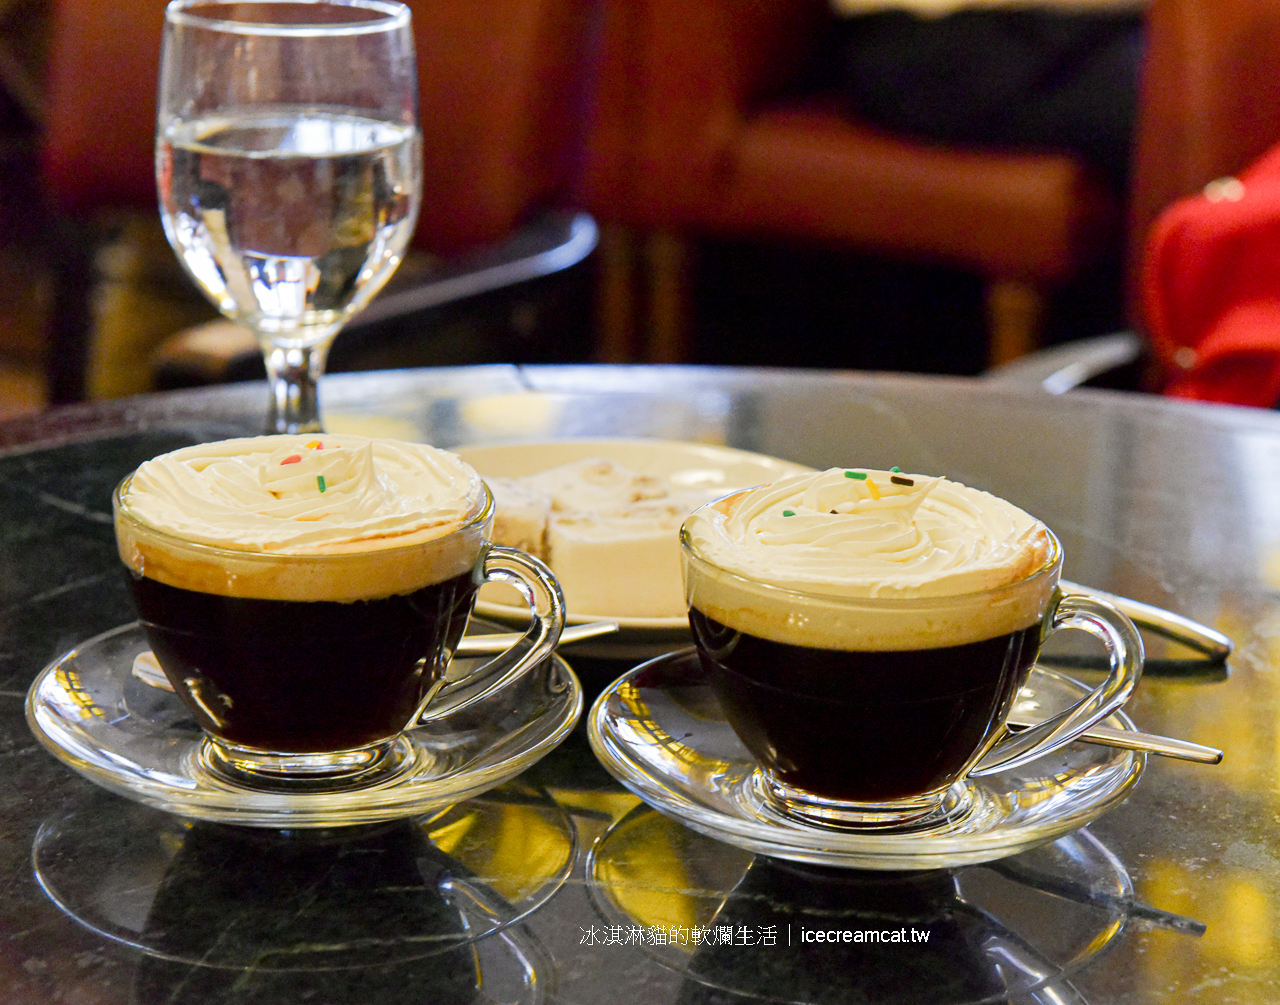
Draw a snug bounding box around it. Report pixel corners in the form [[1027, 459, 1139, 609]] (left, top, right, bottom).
[[116, 435, 490, 601], [121, 435, 484, 553], [682, 468, 1058, 649], [686, 467, 1050, 598]]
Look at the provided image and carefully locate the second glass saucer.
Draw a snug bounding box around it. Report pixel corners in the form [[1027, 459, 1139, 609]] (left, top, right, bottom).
[[26, 622, 582, 827], [34, 783, 571, 971], [588, 651, 1146, 870]]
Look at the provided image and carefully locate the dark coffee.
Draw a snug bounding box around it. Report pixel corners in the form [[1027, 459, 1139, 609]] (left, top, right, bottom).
[[689, 607, 1041, 801], [130, 571, 477, 752]]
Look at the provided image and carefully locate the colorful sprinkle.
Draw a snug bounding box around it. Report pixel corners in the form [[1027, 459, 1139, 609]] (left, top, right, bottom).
[[890, 466, 902, 473], [317, 475, 327, 493], [890, 475, 914, 486], [845, 470, 867, 480], [865, 477, 881, 500], [280, 454, 302, 465], [305, 440, 323, 449], [782, 509, 795, 517]]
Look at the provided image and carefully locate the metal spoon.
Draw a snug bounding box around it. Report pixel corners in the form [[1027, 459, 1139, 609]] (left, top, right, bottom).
[[456, 619, 620, 653], [1060, 579, 1233, 661], [130, 620, 621, 693], [1006, 715, 1223, 764]]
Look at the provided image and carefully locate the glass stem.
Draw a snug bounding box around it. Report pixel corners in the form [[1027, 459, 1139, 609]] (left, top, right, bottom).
[[263, 341, 332, 434]]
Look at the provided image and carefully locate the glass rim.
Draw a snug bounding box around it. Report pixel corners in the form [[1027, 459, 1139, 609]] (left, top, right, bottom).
[[113, 472, 493, 562], [680, 522, 1063, 607], [164, 0, 411, 36]]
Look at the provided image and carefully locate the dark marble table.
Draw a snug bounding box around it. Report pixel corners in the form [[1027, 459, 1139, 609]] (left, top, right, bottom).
[[0, 364, 1273, 1005]]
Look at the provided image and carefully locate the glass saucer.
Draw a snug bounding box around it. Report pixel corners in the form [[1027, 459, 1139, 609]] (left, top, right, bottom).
[[588, 651, 1146, 870], [26, 622, 582, 827], [34, 783, 571, 970], [587, 804, 1131, 1005]]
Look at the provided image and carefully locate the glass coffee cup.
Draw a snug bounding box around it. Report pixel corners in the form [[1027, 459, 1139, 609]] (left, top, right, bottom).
[[113, 435, 564, 791], [681, 468, 1144, 831]]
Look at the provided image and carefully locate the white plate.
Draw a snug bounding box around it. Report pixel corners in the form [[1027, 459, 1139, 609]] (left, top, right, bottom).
[[455, 438, 811, 655]]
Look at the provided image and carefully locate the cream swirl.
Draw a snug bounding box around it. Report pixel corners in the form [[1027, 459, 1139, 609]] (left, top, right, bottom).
[[121, 434, 485, 553], [684, 467, 1051, 599]]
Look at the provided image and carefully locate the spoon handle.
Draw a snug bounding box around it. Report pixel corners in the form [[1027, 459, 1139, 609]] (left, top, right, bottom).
[[1007, 715, 1223, 764], [131, 620, 623, 693], [456, 620, 619, 654], [1060, 580, 1233, 661]]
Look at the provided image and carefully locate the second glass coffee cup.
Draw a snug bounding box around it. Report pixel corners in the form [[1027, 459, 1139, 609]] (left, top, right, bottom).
[[682, 471, 1144, 831], [114, 437, 564, 792]]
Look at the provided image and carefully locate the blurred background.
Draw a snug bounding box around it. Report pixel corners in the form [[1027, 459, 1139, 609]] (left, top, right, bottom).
[[4, 0, 1275, 422], [0, 0, 46, 419]]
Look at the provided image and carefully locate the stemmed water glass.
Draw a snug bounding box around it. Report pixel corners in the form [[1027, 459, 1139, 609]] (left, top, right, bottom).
[[156, 0, 422, 433]]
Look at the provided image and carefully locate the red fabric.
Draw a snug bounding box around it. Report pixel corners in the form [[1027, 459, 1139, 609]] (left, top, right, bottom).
[[1142, 143, 1280, 408]]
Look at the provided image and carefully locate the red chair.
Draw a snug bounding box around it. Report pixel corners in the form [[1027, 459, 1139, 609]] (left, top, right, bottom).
[[38, 0, 600, 403], [986, 0, 1280, 399]]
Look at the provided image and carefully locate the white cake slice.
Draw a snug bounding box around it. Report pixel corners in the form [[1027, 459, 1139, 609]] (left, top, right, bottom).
[[482, 457, 724, 618], [546, 504, 688, 619], [485, 476, 550, 559]]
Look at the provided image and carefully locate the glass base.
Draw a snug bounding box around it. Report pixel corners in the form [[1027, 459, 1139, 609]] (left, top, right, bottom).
[[753, 771, 975, 832], [202, 735, 417, 793], [27, 622, 582, 827], [589, 651, 1146, 868]]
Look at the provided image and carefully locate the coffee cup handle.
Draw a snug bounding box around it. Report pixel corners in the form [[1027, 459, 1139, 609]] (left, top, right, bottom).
[[970, 592, 1144, 777], [416, 544, 565, 722]]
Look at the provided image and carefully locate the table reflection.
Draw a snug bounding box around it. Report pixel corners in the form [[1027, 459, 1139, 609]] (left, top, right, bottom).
[[34, 783, 573, 969], [586, 806, 1201, 1005]]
